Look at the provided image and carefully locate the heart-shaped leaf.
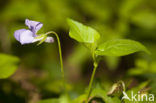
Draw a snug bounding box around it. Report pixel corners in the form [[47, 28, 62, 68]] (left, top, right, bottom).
[[0, 53, 19, 79], [67, 18, 100, 44], [95, 39, 150, 56]]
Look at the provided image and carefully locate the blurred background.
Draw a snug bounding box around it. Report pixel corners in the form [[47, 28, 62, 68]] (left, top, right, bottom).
[[0, 0, 156, 103]]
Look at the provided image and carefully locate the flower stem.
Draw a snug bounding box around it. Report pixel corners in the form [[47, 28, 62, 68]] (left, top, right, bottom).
[[85, 53, 98, 103], [46, 31, 66, 93]]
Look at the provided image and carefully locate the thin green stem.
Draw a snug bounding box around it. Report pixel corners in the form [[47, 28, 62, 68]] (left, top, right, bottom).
[[46, 31, 66, 93], [85, 53, 98, 103], [85, 62, 98, 103]]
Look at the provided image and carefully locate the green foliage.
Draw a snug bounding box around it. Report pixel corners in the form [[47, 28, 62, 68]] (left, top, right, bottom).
[[107, 81, 125, 96], [67, 19, 150, 103], [67, 19, 149, 57], [72, 88, 121, 103], [124, 81, 149, 103], [128, 59, 156, 75], [131, 11, 156, 29], [67, 18, 100, 44], [37, 95, 70, 103], [72, 94, 86, 103], [95, 39, 150, 56], [91, 88, 121, 103], [0, 53, 19, 79], [72, 84, 121, 103], [0, 0, 155, 102], [119, 0, 143, 18]]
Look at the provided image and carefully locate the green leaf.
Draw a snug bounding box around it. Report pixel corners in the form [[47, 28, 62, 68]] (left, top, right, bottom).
[[72, 94, 86, 103], [0, 53, 19, 79], [67, 18, 100, 43], [124, 81, 149, 103], [37, 95, 70, 103], [72, 88, 121, 103], [95, 39, 150, 56], [91, 88, 121, 103]]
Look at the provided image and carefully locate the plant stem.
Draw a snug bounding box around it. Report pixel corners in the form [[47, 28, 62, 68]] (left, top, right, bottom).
[[46, 31, 66, 93], [85, 53, 98, 103]]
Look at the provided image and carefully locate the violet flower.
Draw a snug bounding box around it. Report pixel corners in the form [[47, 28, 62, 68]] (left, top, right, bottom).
[[14, 19, 54, 45]]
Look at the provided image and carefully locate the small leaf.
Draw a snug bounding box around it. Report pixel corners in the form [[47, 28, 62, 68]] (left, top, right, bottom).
[[0, 53, 19, 79], [67, 18, 100, 43], [95, 39, 150, 56]]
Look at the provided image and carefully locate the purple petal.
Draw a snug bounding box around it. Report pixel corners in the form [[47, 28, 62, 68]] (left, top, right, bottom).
[[45, 37, 54, 43], [25, 19, 43, 34], [14, 29, 27, 41], [19, 30, 35, 45]]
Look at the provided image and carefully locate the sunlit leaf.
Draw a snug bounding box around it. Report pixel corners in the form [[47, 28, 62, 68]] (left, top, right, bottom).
[[95, 39, 150, 56], [0, 53, 19, 79], [67, 18, 100, 43]]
